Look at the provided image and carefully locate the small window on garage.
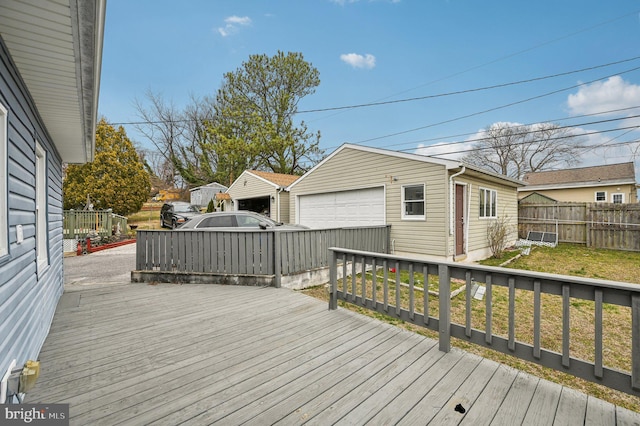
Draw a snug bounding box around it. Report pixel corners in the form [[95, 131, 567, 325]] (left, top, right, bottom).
[[479, 188, 497, 218], [595, 191, 606, 202], [402, 184, 425, 220], [612, 193, 624, 203]]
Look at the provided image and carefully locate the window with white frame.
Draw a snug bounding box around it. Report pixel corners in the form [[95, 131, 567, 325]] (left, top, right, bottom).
[[0, 103, 7, 258], [402, 184, 425, 220], [479, 188, 497, 218], [612, 193, 624, 204], [35, 141, 48, 269], [595, 191, 606, 202]]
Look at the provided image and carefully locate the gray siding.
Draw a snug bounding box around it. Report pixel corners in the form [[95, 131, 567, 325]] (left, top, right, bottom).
[[0, 36, 63, 380]]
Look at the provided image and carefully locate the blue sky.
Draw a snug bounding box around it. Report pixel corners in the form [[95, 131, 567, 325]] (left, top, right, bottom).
[[99, 0, 640, 171]]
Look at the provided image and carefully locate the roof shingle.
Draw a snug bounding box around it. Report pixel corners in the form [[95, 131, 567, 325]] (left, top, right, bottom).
[[523, 162, 636, 186], [249, 170, 300, 187]]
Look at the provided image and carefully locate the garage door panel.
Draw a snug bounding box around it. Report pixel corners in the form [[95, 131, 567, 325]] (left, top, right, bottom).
[[299, 187, 385, 229]]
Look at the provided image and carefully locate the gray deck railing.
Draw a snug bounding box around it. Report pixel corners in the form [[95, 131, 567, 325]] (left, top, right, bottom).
[[328, 247, 640, 397], [135, 226, 390, 286]]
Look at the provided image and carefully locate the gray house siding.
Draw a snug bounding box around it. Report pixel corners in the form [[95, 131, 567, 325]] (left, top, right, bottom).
[[0, 36, 64, 379]]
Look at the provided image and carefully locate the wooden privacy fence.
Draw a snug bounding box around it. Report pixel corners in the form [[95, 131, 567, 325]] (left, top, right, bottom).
[[134, 226, 390, 287], [329, 247, 640, 397], [63, 209, 128, 239], [519, 202, 640, 251]]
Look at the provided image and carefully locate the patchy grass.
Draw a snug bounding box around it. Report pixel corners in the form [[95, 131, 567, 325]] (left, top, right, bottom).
[[302, 243, 640, 412], [127, 203, 162, 230]]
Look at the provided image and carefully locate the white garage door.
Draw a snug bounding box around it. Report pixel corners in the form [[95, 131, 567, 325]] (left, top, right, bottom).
[[298, 187, 385, 228]]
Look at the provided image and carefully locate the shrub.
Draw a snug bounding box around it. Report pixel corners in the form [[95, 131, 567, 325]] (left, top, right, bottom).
[[487, 215, 513, 258]]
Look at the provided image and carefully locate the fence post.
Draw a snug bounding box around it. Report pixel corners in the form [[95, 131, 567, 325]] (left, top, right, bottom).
[[274, 231, 281, 288], [329, 249, 337, 310], [68, 210, 76, 239], [438, 264, 451, 352], [106, 209, 113, 237]]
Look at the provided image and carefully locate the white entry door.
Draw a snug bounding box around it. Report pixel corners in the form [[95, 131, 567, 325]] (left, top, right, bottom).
[[298, 187, 385, 228]]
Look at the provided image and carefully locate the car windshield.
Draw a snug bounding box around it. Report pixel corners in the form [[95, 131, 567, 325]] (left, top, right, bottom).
[[174, 204, 198, 213]]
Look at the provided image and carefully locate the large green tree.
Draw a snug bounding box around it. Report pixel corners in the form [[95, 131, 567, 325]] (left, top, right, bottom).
[[64, 118, 151, 215], [209, 51, 324, 182]]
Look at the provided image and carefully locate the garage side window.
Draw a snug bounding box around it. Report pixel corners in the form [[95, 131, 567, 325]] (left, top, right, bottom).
[[0, 102, 7, 258], [402, 184, 425, 220], [479, 188, 497, 218]]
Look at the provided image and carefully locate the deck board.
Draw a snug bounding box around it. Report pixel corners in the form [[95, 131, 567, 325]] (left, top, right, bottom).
[[26, 282, 640, 425]]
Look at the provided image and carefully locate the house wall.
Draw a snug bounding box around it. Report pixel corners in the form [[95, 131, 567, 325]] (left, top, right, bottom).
[[0, 37, 64, 382], [289, 147, 450, 258], [228, 172, 277, 216], [454, 173, 519, 261], [277, 191, 290, 223], [519, 184, 638, 204]]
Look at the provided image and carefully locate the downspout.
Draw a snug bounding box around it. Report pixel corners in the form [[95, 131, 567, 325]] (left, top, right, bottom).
[[449, 166, 466, 236]]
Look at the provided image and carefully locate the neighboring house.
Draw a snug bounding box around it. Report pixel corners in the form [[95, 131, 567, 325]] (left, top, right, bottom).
[[519, 162, 639, 204], [0, 0, 105, 402], [287, 144, 524, 262], [189, 182, 228, 208], [225, 170, 299, 223]]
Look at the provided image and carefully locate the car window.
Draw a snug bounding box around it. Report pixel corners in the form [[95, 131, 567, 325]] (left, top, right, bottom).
[[173, 204, 194, 213], [236, 215, 265, 228], [196, 215, 234, 228]]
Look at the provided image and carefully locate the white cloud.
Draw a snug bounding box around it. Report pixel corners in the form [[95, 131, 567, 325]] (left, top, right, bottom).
[[217, 15, 252, 37], [340, 53, 376, 69], [567, 76, 640, 115]]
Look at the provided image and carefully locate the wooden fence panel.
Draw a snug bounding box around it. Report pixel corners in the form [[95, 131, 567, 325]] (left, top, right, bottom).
[[519, 202, 640, 251]]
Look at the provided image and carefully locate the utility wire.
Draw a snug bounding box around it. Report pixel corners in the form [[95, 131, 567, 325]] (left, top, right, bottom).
[[352, 64, 640, 145], [324, 106, 640, 152], [296, 56, 640, 114]]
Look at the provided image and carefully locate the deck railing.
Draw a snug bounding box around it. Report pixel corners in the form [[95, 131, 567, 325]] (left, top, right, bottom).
[[63, 209, 128, 239], [135, 226, 390, 287], [328, 247, 640, 397]]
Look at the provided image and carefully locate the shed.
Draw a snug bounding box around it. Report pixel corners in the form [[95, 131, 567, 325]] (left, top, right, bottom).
[[189, 182, 228, 208], [519, 192, 558, 204], [288, 144, 524, 261], [226, 170, 299, 223]]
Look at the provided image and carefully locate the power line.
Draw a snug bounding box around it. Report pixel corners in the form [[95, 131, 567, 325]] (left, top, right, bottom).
[[111, 56, 640, 128], [325, 105, 640, 152], [351, 64, 640, 145], [296, 56, 640, 114]]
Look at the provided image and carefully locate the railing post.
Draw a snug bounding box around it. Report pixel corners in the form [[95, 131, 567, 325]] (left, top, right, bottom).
[[438, 264, 451, 352], [274, 231, 281, 288], [106, 209, 113, 237], [632, 295, 640, 390], [329, 248, 337, 310]]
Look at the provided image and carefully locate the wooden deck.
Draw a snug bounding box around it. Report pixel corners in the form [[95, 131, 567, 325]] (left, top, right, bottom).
[[27, 281, 640, 425]]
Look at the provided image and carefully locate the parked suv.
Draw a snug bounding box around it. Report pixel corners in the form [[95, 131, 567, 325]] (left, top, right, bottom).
[[160, 202, 201, 229]]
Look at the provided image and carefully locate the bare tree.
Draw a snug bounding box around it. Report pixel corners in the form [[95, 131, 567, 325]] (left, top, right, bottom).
[[134, 90, 186, 187], [463, 122, 584, 180]]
